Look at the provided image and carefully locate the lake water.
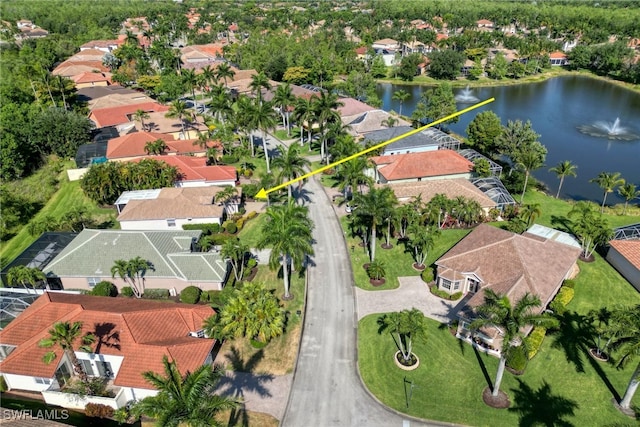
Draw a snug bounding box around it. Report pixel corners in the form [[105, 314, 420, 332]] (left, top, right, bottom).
[[376, 76, 640, 204]]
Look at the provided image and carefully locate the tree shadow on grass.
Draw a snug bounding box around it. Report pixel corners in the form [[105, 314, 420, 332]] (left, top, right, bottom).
[[509, 379, 579, 427], [550, 310, 621, 402], [550, 215, 574, 234], [473, 346, 494, 392]]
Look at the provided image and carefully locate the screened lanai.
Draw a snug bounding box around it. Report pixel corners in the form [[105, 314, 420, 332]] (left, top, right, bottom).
[[613, 223, 640, 240], [457, 149, 503, 177], [471, 177, 516, 210], [0, 290, 40, 330], [422, 128, 460, 150]]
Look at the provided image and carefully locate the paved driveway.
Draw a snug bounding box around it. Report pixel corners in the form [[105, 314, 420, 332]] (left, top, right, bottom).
[[356, 276, 468, 323]]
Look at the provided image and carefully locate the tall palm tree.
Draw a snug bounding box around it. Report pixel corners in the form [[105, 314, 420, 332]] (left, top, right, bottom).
[[181, 68, 198, 100], [590, 171, 625, 213], [249, 71, 271, 105], [208, 85, 233, 124], [251, 99, 277, 173], [200, 65, 218, 91], [519, 203, 542, 227], [256, 201, 314, 300], [133, 356, 239, 426], [234, 94, 257, 157], [608, 304, 640, 411], [549, 160, 577, 199], [216, 62, 236, 88], [336, 157, 372, 199], [273, 83, 295, 135], [111, 257, 153, 298], [353, 187, 397, 262], [515, 146, 546, 204], [271, 144, 310, 200], [407, 224, 438, 269], [39, 321, 96, 383], [165, 100, 189, 136], [312, 91, 344, 164], [470, 290, 557, 399], [618, 183, 640, 215], [220, 239, 248, 282], [6, 265, 46, 292], [392, 89, 410, 117], [133, 109, 150, 132], [377, 308, 428, 364], [292, 97, 316, 146]]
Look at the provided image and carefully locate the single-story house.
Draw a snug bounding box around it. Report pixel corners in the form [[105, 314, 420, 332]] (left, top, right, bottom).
[[361, 126, 461, 155], [369, 149, 474, 184], [607, 239, 640, 291], [117, 186, 237, 230], [72, 72, 112, 89], [130, 110, 209, 139], [549, 51, 569, 66], [79, 39, 124, 53], [435, 224, 581, 354], [372, 38, 399, 52], [380, 178, 497, 214], [89, 102, 170, 129], [106, 131, 216, 161], [0, 292, 216, 410], [79, 87, 153, 112], [129, 155, 237, 187], [42, 229, 229, 293], [343, 110, 410, 135]]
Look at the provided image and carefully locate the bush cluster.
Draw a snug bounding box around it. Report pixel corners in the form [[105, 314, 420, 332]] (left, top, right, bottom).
[[506, 345, 528, 373], [180, 286, 202, 304], [429, 286, 462, 301], [85, 403, 114, 418], [420, 268, 434, 283], [183, 223, 222, 234], [220, 154, 239, 164], [121, 286, 134, 297], [90, 281, 118, 297], [549, 286, 575, 315], [562, 279, 576, 289], [526, 326, 547, 360]]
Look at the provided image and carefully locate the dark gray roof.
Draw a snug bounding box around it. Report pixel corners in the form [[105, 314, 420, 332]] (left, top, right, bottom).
[[362, 126, 439, 152], [43, 229, 227, 283]]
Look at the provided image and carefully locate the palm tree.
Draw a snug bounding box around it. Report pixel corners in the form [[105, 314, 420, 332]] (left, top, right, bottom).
[[618, 183, 640, 215], [519, 203, 542, 227], [353, 187, 397, 262], [312, 91, 344, 164], [256, 200, 314, 300], [608, 304, 640, 411], [165, 100, 189, 136], [515, 146, 546, 204], [111, 257, 154, 298], [292, 97, 316, 146], [549, 160, 577, 199], [273, 83, 295, 135], [249, 71, 271, 105], [200, 64, 218, 91], [271, 144, 310, 200], [39, 321, 96, 383], [6, 265, 46, 292], [133, 109, 150, 132], [220, 239, 248, 282], [377, 308, 428, 364], [392, 89, 410, 117], [407, 224, 438, 269], [216, 62, 236, 88], [208, 86, 233, 124], [470, 290, 557, 399], [181, 68, 198, 100], [590, 171, 625, 213], [251, 99, 278, 173], [133, 356, 239, 426], [144, 139, 168, 156], [215, 186, 239, 212], [336, 157, 372, 199]]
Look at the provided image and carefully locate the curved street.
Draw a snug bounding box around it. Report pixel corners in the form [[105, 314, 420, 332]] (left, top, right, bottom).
[[281, 174, 436, 427]]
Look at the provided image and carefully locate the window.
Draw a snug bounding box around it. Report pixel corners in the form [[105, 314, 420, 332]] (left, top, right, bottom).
[[96, 361, 114, 378], [80, 359, 94, 376], [35, 377, 51, 385], [440, 278, 451, 290], [87, 277, 101, 288], [189, 329, 205, 338], [167, 218, 176, 227], [453, 281, 460, 291]]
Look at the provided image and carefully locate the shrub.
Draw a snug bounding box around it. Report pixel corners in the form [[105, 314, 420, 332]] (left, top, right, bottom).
[[0, 375, 7, 392], [180, 286, 202, 304], [420, 268, 434, 283], [220, 154, 239, 164], [429, 286, 462, 301], [246, 211, 257, 220], [236, 218, 245, 230], [246, 258, 257, 269], [506, 345, 528, 373], [563, 279, 576, 289], [450, 291, 463, 300], [526, 327, 547, 360], [90, 281, 118, 297], [209, 233, 237, 246], [225, 222, 237, 234], [230, 212, 244, 221], [549, 299, 566, 315], [143, 288, 170, 299], [121, 286, 134, 297], [85, 403, 114, 418], [555, 286, 575, 306], [182, 223, 221, 234], [366, 260, 386, 280], [242, 183, 259, 199]]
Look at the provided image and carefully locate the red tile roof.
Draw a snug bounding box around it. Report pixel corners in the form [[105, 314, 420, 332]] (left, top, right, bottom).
[[107, 132, 176, 158], [549, 51, 567, 59], [131, 155, 237, 184], [0, 293, 215, 389], [89, 102, 170, 128], [72, 72, 111, 84], [371, 150, 473, 181], [609, 240, 640, 269]]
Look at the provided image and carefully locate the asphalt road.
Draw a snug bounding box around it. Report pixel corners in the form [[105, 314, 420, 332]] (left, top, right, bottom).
[[280, 176, 437, 427]]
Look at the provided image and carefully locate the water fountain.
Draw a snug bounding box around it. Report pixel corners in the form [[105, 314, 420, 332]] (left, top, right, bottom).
[[454, 85, 479, 104], [577, 117, 639, 141]]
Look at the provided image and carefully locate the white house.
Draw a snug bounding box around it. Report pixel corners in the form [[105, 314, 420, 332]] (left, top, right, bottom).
[[0, 293, 216, 410]]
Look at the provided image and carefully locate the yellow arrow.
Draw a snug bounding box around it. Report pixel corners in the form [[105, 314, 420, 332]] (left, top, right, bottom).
[[255, 97, 495, 199]]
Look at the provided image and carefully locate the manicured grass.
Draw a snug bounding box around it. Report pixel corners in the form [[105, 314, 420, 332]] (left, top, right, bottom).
[[341, 215, 470, 290], [237, 213, 267, 248], [272, 128, 300, 142], [0, 178, 116, 268], [358, 313, 639, 426]]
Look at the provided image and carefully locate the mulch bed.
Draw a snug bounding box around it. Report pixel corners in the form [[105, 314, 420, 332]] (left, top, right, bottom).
[[369, 278, 386, 286], [579, 253, 595, 263], [412, 263, 426, 271], [482, 387, 511, 409], [588, 348, 609, 362], [381, 243, 393, 249], [243, 267, 258, 282]]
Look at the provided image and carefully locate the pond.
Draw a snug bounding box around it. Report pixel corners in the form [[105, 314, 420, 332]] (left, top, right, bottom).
[[376, 76, 640, 204]]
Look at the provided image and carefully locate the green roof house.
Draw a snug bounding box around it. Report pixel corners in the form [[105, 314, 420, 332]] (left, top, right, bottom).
[[43, 229, 229, 293]]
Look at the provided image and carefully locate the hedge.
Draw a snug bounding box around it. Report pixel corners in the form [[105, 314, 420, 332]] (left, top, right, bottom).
[[0, 375, 7, 392], [236, 218, 245, 230], [555, 286, 575, 306], [180, 286, 202, 304], [220, 154, 239, 164], [225, 222, 238, 234], [121, 287, 134, 297], [182, 223, 222, 234], [429, 286, 462, 301], [209, 233, 237, 246], [246, 211, 258, 219], [506, 345, 528, 373], [526, 326, 547, 360], [143, 289, 170, 299], [90, 281, 118, 297], [420, 267, 434, 283], [563, 279, 576, 289]]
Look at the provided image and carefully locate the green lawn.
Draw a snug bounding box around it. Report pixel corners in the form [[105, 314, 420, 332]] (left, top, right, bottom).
[[0, 179, 116, 268], [358, 313, 639, 426], [237, 213, 267, 248]]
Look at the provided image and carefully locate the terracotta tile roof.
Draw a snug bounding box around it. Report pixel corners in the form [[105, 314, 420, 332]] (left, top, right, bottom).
[[379, 178, 496, 208], [52, 62, 109, 77], [0, 293, 215, 390], [371, 150, 473, 181], [609, 240, 640, 269], [72, 72, 111, 84], [84, 90, 153, 111], [355, 46, 368, 55], [131, 155, 237, 184], [89, 102, 170, 128], [80, 39, 123, 50], [107, 132, 176, 158], [118, 187, 225, 222], [437, 224, 581, 313], [549, 51, 567, 59]]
